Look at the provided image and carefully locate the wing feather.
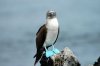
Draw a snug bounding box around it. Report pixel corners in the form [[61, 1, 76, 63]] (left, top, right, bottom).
[[36, 24, 47, 50]]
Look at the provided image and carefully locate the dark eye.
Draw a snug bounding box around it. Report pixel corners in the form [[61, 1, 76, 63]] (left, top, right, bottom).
[[48, 13, 51, 16], [47, 13, 52, 17]]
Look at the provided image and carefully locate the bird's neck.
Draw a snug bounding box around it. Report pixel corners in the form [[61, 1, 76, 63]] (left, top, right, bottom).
[[46, 18, 59, 29]]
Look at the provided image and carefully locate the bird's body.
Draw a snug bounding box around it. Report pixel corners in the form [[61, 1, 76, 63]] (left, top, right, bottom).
[[44, 18, 59, 47], [34, 10, 59, 66]]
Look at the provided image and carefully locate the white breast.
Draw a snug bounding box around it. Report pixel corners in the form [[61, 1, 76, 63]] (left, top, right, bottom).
[[44, 18, 59, 47]]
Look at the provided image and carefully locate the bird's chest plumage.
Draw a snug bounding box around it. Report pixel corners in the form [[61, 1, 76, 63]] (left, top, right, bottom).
[[44, 18, 59, 47], [46, 29, 58, 46]]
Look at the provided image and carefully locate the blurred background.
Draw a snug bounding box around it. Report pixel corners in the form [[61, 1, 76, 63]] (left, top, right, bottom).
[[0, 0, 100, 66]]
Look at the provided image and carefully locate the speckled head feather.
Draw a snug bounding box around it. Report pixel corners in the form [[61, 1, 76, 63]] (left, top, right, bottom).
[[46, 10, 56, 19]]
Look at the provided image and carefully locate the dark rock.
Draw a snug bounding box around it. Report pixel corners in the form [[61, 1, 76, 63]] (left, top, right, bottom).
[[40, 47, 81, 66], [40, 54, 54, 66], [93, 57, 100, 66]]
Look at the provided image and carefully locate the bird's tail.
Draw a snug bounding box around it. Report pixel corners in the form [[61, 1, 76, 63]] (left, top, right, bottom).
[[33, 54, 36, 58], [34, 48, 44, 66]]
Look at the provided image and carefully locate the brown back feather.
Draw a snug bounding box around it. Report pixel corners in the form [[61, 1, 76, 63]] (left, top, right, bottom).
[[36, 24, 47, 50], [34, 24, 47, 66]]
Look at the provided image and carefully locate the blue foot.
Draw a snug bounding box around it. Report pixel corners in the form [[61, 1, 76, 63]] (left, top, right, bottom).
[[53, 48, 60, 54], [45, 48, 60, 58], [46, 50, 54, 57]]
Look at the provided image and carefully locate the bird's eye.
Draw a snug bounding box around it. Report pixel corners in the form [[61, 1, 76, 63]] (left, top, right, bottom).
[[48, 13, 51, 16]]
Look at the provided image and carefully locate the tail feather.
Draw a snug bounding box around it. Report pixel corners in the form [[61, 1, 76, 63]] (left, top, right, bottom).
[[34, 48, 44, 66], [33, 54, 36, 58]]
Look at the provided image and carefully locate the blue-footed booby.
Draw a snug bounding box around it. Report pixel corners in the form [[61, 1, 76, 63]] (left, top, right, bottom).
[[34, 10, 60, 66]]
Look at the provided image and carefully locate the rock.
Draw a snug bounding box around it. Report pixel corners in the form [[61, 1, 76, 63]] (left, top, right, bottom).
[[40, 47, 81, 66], [93, 57, 100, 66]]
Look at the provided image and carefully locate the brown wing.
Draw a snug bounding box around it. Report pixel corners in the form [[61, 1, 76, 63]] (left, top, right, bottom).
[[36, 24, 47, 50], [36, 24, 45, 36], [34, 24, 47, 66]]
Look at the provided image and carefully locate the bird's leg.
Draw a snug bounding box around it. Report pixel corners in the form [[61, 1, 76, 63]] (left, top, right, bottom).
[[52, 44, 56, 54], [52, 44, 55, 50], [44, 43, 48, 52], [52, 44, 60, 54], [45, 46, 48, 52]]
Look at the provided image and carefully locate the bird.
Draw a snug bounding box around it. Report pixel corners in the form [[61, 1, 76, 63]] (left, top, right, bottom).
[[34, 10, 59, 66]]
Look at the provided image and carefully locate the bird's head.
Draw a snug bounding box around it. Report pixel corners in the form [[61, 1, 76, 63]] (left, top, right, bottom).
[[46, 10, 56, 19]]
